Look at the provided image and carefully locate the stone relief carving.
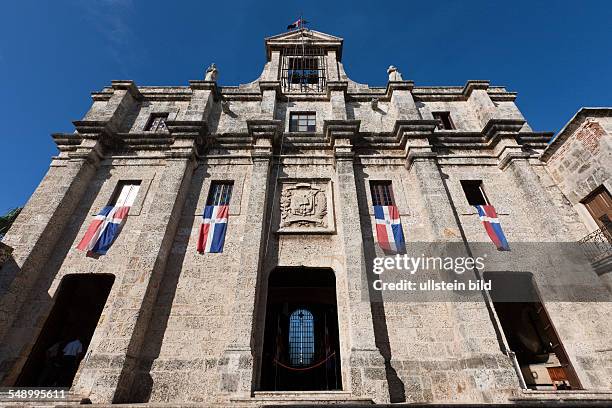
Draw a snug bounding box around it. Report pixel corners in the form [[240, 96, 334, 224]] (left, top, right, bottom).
[[279, 182, 332, 231]]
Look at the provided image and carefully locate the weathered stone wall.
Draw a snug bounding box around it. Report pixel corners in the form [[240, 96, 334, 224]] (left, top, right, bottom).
[[544, 115, 612, 211], [1, 29, 611, 407]]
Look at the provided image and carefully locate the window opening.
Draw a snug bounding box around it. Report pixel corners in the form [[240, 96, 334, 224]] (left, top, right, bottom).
[[206, 182, 233, 206], [461, 180, 488, 206], [370, 181, 395, 206]]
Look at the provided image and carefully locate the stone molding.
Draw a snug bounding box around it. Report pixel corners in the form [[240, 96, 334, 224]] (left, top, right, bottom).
[[462, 79, 490, 98], [110, 80, 144, 101], [482, 118, 526, 142]]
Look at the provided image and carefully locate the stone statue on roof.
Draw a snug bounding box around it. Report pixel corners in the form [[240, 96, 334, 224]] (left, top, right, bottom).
[[387, 65, 403, 81], [205, 63, 218, 82]]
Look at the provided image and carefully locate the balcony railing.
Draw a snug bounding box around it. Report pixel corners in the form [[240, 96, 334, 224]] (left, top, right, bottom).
[[578, 225, 612, 263]]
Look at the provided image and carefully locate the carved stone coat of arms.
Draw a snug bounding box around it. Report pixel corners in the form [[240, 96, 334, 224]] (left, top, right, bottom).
[[278, 181, 334, 232]]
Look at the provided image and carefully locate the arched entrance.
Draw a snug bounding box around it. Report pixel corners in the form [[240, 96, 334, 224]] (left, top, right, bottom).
[[15, 274, 115, 387], [260, 267, 342, 391]]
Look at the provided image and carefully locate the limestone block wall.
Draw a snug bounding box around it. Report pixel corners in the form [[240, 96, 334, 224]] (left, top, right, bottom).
[[545, 116, 612, 209], [129, 160, 253, 403], [419, 101, 482, 132], [347, 101, 396, 133], [0, 159, 163, 385], [355, 161, 518, 404]]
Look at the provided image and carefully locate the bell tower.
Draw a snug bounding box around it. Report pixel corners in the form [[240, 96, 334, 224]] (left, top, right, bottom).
[[263, 28, 344, 93]]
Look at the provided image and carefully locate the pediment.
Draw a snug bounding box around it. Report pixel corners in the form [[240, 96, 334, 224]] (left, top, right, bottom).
[[265, 29, 343, 59], [265, 29, 343, 43]]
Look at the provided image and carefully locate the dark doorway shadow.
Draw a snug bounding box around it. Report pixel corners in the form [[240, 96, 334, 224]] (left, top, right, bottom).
[[260, 267, 342, 391], [15, 274, 115, 387]]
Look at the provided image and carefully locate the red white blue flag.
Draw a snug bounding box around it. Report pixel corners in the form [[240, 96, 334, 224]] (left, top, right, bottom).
[[287, 17, 308, 30], [475, 205, 510, 251], [76, 206, 130, 255], [197, 205, 228, 253], [374, 205, 405, 253]]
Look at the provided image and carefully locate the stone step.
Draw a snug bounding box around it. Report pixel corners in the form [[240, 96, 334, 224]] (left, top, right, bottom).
[[231, 390, 374, 405], [510, 389, 612, 402]]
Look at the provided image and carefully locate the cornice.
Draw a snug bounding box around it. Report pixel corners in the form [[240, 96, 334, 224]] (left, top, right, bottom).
[[111, 80, 143, 101]]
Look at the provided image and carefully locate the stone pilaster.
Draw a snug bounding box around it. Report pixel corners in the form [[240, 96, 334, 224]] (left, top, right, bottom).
[[464, 80, 496, 129], [329, 121, 390, 403], [499, 148, 570, 239], [83, 80, 143, 130], [327, 50, 340, 81], [259, 82, 280, 117], [0, 122, 111, 383], [218, 120, 278, 397], [388, 81, 420, 120], [328, 81, 348, 120], [183, 81, 217, 121], [73, 123, 202, 403]]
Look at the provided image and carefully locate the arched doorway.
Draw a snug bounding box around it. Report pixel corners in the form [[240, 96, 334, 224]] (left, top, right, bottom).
[[15, 274, 115, 387], [260, 267, 342, 391]]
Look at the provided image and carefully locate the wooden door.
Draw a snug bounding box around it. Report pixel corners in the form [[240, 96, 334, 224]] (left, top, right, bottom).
[[583, 186, 612, 231]]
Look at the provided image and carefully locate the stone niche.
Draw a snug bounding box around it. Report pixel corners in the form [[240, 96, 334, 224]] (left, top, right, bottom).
[[277, 179, 335, 234]]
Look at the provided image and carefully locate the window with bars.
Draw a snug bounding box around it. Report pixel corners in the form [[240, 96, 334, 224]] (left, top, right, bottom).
[[145, 113, 168, 132], [280, 48, 327, 93], [111, 181, 141, 207], [461, 180, 488, 206], [370, 181, 395, 206], [432, 111, 455, 130], [206, 182, 233, 206], [289, 112, 316, 132], [288, 308, 315, 367]]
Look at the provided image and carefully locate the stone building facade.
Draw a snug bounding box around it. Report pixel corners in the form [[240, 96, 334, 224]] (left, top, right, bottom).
[[541, 108, 612, 291], [0, 29, 611, 406]]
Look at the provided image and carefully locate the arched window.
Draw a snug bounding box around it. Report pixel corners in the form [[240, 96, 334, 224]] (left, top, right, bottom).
[[288, 308, 314, 366]]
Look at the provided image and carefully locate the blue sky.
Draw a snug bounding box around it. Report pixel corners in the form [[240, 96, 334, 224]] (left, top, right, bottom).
[[1, 0, 611, 213]]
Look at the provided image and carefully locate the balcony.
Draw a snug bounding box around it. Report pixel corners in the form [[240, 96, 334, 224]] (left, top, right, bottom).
[[578, 225, 612, 275]]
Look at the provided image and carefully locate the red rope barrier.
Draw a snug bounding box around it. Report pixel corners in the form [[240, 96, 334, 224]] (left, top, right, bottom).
[[273, 352, 336, 371]]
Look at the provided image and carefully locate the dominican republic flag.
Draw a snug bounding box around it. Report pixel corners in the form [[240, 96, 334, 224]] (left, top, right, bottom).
[[374, 205, 405, 253], [287, 18, 307, 30], [76, 206, 130, 255], [197, 205, 228, 253], [475, 205, 510, 251]]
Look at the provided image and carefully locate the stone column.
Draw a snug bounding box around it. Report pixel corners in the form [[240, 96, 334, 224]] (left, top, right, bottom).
[[73, 125, 202, 403], [218, 121, 278, 397], [330, 122, 390, 403]]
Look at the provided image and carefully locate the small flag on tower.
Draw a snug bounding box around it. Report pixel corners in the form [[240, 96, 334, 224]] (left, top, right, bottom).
[[374, 205, 405, 253], [197, 205, 229, 253], [474, 205, 510, 251], [287, 17, 308, 30]]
